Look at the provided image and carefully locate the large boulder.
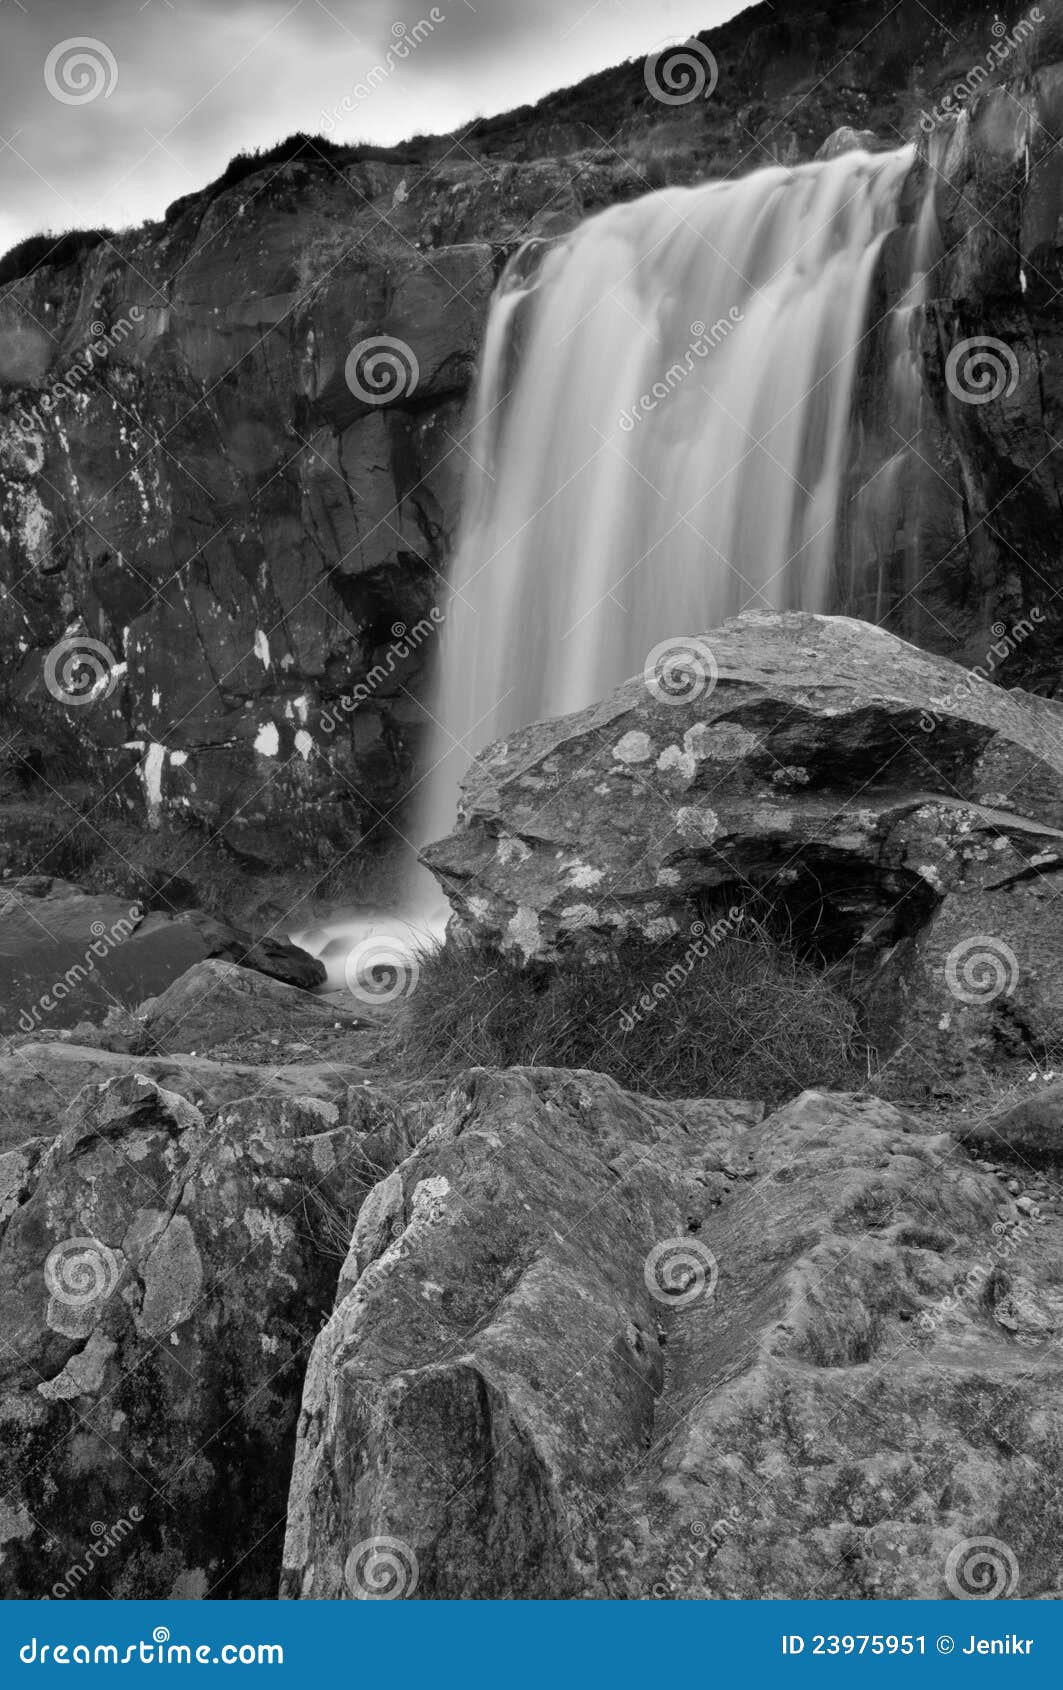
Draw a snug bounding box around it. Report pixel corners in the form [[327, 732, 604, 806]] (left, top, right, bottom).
[[422, 612, 1063, 1089], [282, 1071, 1063, 1599], [0, 1071, 414, 1598], [281, 1068, 762, 1599]]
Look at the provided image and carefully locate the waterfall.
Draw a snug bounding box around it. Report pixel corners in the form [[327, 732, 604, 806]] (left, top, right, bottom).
[[417, 144, 919, 856]]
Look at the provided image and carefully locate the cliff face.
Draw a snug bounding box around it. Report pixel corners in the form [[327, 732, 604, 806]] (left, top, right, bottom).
[[0, 0, 1059, 875]]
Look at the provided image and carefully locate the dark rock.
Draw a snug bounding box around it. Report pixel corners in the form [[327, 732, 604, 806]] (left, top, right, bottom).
[[961, 1080, 1063, 1164], [137, 959, 359, 1055], [0, 877, 323, 1036]]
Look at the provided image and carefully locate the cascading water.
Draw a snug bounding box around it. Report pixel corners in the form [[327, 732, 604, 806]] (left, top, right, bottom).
[[297, 145, 931, 983], [417, 144, 920, 856]]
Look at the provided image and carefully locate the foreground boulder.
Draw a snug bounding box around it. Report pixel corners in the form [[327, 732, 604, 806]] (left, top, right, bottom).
[[424, 612, 1063, 1089], [0, 1071, 413, 1598], [283, 1072, 1063, 1600]]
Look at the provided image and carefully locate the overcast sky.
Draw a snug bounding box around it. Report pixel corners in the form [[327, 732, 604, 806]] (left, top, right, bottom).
[[0, 0, 747, 255]]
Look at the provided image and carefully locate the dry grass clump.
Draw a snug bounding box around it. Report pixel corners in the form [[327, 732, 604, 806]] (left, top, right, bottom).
[[386, 917, 865, 1104]]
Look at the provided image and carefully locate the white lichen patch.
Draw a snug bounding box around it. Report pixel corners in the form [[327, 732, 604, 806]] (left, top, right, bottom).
[[613, 731, 653, 764], [37, 1329, 116, 1401], [496, 833, 531, 868], [687, 722, 760, 760], [643, 916, 679, 940], [253, 722, 280, 757], [294, 729, 313, 761], [254, 630, 271, 668], [563, 861, 604, 890], [772, 765, 811, 786], [506, 904, 541, 961], [752, 808, 794, 832], [656, 867, 681, 887], [657, 745, 697, 783], [917, 863, 944, 890], [676, 806, 720, 843], [560, 904, 599, 930]]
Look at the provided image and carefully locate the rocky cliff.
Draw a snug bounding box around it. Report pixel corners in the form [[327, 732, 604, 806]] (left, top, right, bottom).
[[2, 0, 1061, 891]]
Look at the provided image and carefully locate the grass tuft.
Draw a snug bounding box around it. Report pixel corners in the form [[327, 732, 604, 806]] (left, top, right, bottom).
[[385, 917, 865, 1104]]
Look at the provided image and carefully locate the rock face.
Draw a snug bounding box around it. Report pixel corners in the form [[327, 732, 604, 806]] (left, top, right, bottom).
[[423, 612, 1063, 1089], [2, 2, 1061, 873], [282, 1072, 1063, 1599], [0, 1070, 413, 1598]]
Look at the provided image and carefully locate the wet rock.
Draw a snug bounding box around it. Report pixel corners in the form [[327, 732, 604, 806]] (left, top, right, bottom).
[[0, 1070, 410, 1598], [137, 959, 359, 1055]]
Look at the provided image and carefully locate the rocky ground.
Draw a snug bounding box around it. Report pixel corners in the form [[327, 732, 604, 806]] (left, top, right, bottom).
[[2, 614, 1063, 1601]]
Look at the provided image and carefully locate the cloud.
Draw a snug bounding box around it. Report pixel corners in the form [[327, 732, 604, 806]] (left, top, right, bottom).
[[0, 0, 742, 254]]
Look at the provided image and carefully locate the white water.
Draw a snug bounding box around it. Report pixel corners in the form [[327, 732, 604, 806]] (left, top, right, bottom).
[[297, 146, 925, 984], [417, 144, 918, 853]]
